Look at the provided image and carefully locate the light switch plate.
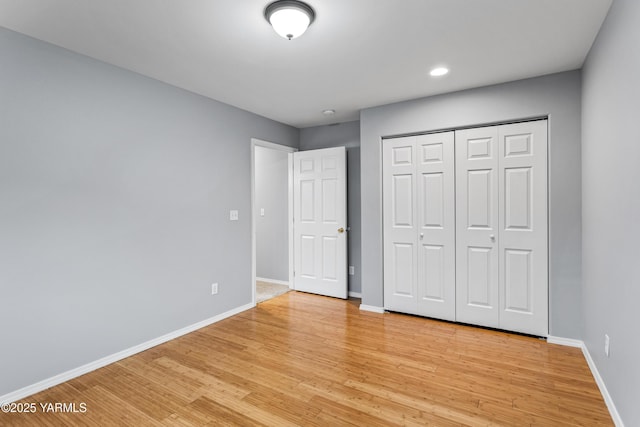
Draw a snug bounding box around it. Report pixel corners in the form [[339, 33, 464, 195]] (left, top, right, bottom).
[[260, 208, 265, 216], [230, 210, 239, 221]]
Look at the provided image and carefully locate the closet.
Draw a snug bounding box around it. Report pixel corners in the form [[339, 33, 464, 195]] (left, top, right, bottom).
[[383, 120, 548, 336]]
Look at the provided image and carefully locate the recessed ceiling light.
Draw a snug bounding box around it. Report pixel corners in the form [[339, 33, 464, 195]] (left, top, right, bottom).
[[430, 67, 449, 77], [322, 109, 336, 116]]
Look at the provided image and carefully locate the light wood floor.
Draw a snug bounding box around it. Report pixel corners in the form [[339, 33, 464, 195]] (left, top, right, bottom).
[[3, 292, 612, 426]]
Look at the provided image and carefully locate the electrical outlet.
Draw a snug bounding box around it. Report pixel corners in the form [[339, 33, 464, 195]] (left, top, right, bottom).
[[604, 334, 610, 357], [260, 208, 265, 216], [211, 283, 219, 295], [229, 210, 239, 221], [349, 266, 355, 275]]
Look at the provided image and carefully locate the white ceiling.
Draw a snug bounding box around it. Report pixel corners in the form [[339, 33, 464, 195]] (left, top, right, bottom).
[[0, 0, 612, 128]]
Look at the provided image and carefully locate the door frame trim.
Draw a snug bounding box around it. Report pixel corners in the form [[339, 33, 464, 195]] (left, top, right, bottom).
[[250, 138, 297, 306]]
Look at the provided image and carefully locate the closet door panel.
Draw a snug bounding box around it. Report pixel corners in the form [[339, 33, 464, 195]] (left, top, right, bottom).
[[498, 120, 548, 336], [416, 132, 456, 321], [456, 127, 500, 328], [383, 137, 418, 313]]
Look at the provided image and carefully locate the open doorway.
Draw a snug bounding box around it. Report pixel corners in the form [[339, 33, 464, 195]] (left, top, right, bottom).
[[251, 139, 296, 305]]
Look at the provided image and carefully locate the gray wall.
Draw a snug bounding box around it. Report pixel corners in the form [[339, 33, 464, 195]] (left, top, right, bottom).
[[255, 146, 289, 282], [300, 121, 361, 294], [360, 71, 583, 338], [582, 0, 640, 424], [0, 27, 298, 397]]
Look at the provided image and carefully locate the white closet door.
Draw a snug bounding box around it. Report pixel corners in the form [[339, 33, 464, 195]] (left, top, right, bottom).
[[416, 133, 456, 321], [455, 127, 500, 328], [383, 133, 455, 320], [498, 121, 548, 336], [383, 136, 418, 313], [384, 120, 548, 336]]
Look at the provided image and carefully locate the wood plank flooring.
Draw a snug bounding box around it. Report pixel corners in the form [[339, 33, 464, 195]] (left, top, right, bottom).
[[2, 292, 612, 426]]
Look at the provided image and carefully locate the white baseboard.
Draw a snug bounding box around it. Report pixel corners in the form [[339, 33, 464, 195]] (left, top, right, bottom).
[[348, 291, 362, 298], [580, 342, 624, 426], [359, 304, 385, 314], [256, 277, 291, 287], [547, 335, 624, 426], [547, 335, 583, 348], [0, 302, 255, 405]]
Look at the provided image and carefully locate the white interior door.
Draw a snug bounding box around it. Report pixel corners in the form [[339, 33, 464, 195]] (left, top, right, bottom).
[[383, 133, 455, 320], [293, 147, 347, 299], [455, 126, 500, 329], [498, 121, 548, 336]]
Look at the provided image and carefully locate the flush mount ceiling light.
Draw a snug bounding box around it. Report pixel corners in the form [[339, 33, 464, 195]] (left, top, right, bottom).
[[430, 67, 450, 77], [265, 0, 315, 40], [322, 109, 335, 116]]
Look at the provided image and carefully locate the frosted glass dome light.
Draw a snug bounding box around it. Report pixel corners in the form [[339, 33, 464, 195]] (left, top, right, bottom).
[[265, 1, 315, 40]]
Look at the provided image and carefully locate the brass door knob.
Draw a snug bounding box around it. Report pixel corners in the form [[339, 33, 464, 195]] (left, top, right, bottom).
[[338, 227, 345, 233]]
